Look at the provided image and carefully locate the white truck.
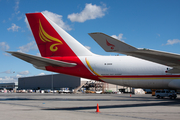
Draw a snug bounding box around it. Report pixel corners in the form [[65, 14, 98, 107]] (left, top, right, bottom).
[[155, 90, 177, 99]]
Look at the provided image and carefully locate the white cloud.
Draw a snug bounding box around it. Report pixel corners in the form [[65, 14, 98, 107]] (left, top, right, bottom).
[[8, 0, 20, 21], [0, 42, 10, 51], [17, 16, 23, 20], [16, 74, 22, 78], [0, 75, 20, 83], [85, 46, 91, 50], [14, 0, 20, 15], [18, 70, 30, 75], [0, 72, 28, 83], [25, 11, 71, 31], [165, 39, 180, 45], [42, 10, 72, 31], [24, 16, 31, 30], [111, 33, 124, 41], [68, 3, 107, 22], [0, 70, 13, 74], [0, 76, 14, 81], [36, 53, 41, 57], [7, 23, 21, 32], [3, 53, 10, 56], [38, 73, 45, 76], [0, 42, 10, 56], [18, 41, 37, 53]]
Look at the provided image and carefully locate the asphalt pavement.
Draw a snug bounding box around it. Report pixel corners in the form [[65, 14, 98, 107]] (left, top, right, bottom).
[[0, 93, 180, 120]]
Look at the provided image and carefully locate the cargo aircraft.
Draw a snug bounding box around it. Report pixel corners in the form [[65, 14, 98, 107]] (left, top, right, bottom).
[[7, 13, 180, 89]]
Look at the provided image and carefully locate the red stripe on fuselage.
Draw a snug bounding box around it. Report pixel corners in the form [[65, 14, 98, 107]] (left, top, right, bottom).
[[101, 75, 180, 78]]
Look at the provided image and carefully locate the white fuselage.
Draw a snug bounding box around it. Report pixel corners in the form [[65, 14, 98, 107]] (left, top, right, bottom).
[[79, 56, 180, 89], [85, 56, 168, 75]]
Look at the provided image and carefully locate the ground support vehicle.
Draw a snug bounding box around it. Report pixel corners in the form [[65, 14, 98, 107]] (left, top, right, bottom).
[[155, 90, 177, 99]]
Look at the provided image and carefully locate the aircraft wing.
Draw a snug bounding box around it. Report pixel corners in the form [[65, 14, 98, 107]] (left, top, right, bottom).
[[89, 32, 180, 72], [6, 51, 77, 67]]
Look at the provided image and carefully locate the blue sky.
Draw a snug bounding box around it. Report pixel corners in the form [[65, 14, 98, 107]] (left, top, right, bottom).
[[0, 0, 180, 83]]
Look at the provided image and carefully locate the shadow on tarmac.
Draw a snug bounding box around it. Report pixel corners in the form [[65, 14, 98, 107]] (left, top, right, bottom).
[[1, 94, 180, 111], [1, 97, 179, 102], [1, 94, 180, 102], [42, 100, 180, 111]]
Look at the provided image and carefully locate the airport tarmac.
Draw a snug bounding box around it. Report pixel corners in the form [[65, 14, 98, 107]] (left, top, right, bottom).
[[0, 93, 180, 120]]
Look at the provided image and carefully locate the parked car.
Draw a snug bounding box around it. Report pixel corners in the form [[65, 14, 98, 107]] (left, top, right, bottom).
[[155, 90, 177, 99]]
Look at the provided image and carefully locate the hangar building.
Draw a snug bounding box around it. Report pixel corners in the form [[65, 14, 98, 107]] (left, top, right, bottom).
[[18, 74, 80, 90], [0, 83, 16, 90]]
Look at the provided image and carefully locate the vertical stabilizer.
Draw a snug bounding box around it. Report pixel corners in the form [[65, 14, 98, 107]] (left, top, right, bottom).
[[26, 12, 93, 57]]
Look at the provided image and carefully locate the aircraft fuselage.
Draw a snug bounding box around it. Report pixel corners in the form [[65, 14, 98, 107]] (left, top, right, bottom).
[[44, 56, 180, 89]]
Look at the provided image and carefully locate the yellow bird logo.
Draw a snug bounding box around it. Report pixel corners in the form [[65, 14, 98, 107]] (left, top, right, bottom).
[[39, 20, 63, 52]]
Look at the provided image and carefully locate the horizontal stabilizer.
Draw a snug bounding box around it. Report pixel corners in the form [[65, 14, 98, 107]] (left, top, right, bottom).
[[6, 51, 77, 67]]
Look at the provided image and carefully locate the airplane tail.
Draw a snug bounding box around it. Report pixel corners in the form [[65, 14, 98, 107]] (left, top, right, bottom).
[[26, 12, 93, 57]]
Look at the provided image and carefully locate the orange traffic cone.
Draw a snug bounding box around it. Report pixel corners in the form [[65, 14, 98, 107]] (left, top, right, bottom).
[[130, 94, 132, 97], [96, 104, 100, 113]]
